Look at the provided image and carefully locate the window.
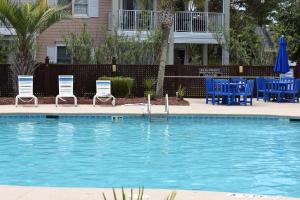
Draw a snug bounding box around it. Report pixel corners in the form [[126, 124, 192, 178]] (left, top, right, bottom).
[[57, 46, 71, 64], [48, 0, 98, 18], [74, 0, 88, 16]]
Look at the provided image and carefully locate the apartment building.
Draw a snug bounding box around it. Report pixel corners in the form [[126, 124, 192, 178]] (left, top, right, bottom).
[[112, 0, 230, 65], [0, 0, 230, 65]]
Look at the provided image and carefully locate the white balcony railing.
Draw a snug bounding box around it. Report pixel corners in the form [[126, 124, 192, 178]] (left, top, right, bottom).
[[119, 10, 158, 31], [118, 10, 224, 33]]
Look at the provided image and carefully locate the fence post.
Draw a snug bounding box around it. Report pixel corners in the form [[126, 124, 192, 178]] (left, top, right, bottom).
[[112, 57, 117, 77], [44, 57, 50, 96], [295, 59, 300, 79]]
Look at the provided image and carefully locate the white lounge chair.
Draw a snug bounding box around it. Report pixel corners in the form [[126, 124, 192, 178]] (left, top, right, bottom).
[[93, 80, 116, 106], [55, 75, 77, 107], [15, 75, 38, 107]]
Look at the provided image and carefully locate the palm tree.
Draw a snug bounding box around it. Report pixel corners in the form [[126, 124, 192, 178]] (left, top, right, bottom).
[[155, 0, 204, 97], [0, 0, 70, 88]]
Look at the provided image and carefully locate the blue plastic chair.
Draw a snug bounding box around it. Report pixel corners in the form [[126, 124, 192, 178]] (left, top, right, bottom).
[[221, 82, 236, 105], [231, 77, 246, 84], [281, 79, 300, 102], [256, 77, 266, 101], [205, 78, 214, 104], [239, 80, 254, 106], [266, 79, 282, 102], [280, 77, 294, 83], [213, 79, 229, 105]]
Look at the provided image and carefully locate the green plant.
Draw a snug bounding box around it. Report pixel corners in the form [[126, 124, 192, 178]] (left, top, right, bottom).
[[144, 79, 153, 91], [177, 85, 186, 100], [165, 191, 176, 200], [100, 76, 134, 97], [102, 187, 176, 200], [63, 23, 94, 64], [95, 29, 162, 65], [102, 187, 144, 200], [144, 79, 156, 100]]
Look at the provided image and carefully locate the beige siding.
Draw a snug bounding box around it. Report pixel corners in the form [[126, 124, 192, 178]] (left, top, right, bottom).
[[36, 0, 111, 62]]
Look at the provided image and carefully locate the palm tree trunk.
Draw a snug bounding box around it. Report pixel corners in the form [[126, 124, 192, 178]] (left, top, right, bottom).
[[156, 26, 170, 97], [155, 0, 174, 97]]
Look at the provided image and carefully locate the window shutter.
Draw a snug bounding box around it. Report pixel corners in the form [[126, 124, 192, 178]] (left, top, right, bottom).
[[88, 0, 99, 17], [47, 47, 57, 63]]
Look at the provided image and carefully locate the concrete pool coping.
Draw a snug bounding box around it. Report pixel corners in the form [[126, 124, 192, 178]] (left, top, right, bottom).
[[0, 98, 300, 200], [0, 186, 299, 200], [0, 98, 299, 118]]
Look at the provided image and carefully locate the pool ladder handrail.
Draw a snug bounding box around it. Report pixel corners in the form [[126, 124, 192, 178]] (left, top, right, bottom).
[[147, 93, 151, 116], [147, 93, 169, 120], [165, 94, 169, 115]]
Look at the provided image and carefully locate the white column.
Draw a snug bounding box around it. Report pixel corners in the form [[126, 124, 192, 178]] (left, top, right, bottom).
[[112, 0, 120, 30], [202, 44, 208, 65], [168, 25, 175, 65], [204, 0, 209, 12], [153, 0, 157, 10], [222, 0, 230, 64]]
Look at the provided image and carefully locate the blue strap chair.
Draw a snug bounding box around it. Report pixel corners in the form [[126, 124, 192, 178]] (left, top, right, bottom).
[[239, 80, 255, 106]]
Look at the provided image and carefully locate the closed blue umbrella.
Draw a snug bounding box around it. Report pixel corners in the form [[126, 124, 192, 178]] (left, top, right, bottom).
[[274, 36, 290, 74]]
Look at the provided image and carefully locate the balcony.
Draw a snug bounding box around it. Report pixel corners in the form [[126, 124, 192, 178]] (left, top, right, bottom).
[[118, 10, 224, 44]]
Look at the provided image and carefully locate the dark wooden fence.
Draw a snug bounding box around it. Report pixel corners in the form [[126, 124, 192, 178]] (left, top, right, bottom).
[[1, 61, 299, 98]]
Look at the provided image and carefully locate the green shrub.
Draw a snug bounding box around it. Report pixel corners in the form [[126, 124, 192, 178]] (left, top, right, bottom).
[[144, 79, 156, 100], [177, 84, 186, 100], [100, 76, 134, 97], [144, 79, 153, 91]]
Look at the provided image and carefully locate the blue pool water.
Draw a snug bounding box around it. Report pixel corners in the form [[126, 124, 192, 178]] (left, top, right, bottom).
[[0, 115, 300, 197]]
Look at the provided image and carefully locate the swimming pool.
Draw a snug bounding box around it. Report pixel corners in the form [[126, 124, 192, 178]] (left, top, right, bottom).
[[0, 115, 299, 197]]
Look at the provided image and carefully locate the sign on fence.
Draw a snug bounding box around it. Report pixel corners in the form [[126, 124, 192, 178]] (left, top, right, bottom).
[[199, 67, 222, 77]]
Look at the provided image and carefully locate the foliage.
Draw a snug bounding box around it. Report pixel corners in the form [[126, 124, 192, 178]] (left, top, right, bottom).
[[270, 0, 300, 61], [0, 36, 11, 64], [230, 0, 280, 26], [95, 29, 162, 65], [177, 84, 186, 100], [102, 187, 176, 200], [214, 10, 267, 65], [144, 79, 156, 100], [186, 44, 203, 65], [63, 23, 94, 64], [100, 76, 134, 97], [0, 0, 70, 91], [165, 191, 176, 200]]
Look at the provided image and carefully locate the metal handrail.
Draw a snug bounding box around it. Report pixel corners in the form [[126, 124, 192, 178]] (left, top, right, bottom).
[[147, 93, 151, 115], [165, 94, 169, 114]]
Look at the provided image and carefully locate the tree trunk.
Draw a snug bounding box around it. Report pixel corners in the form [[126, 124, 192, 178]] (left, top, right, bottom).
[[155, 0, 174, 97], [156, 26, 171, 97]]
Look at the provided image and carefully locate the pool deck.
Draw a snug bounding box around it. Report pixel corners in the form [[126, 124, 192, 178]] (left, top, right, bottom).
[[0, 186, 299, 200], [0, 98, 299, 118], [0, 99, 300, 200]]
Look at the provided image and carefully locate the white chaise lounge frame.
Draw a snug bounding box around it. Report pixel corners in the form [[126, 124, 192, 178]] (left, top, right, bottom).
[[93, 80, 115, 106], [55, 75, 77, 106], [15, 75, 38, 107]]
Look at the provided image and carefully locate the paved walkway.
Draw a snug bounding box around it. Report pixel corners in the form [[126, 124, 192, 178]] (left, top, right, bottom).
[[0, 99, 299, 118]]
